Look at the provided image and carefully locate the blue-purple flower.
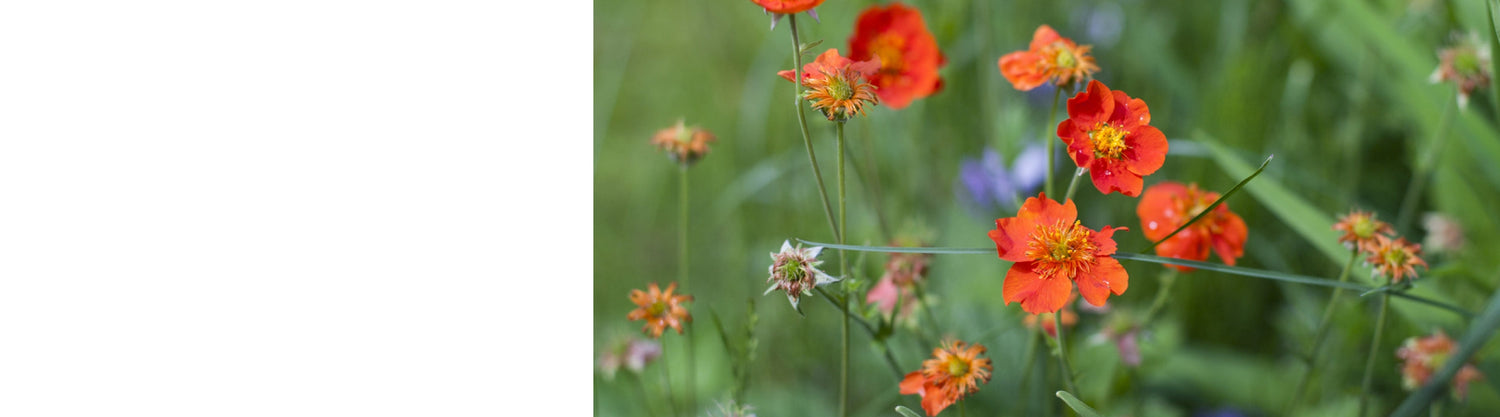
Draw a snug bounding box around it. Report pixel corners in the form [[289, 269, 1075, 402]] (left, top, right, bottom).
[[957, 144, 1047, 213]]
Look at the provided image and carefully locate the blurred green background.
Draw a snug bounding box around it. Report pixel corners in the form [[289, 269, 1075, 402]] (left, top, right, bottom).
[[595, 0, 1500, 415]]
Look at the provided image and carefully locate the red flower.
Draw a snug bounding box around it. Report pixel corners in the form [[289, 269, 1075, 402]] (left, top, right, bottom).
[[998, 25, 1099, 91], [749, 0, 824, 14], [847, 3, 946, 109], [989, 193, 1129, 314], [1137, 182, 1248, 271], [1057, 80, 1168, 197], [1398, 330, 1484, 400], [900, 340, 992, 416]]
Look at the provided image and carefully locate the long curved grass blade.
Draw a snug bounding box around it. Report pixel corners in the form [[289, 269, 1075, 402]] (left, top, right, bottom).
[[1056, 391, 1104, 417], [795, 240, 1474, 317], [1391, 280, 1500, 416], [1145, 154, 1273, 252], [794, 239, 991, 254], [894, 406, 922, 417], [1112, 252, 1367, 291]]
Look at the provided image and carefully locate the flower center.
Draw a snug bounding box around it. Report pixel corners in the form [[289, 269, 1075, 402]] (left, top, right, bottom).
[[1384, 249, 1408, 267], [1025, 220, 1097, 279], [1353, 217, 1377, 239], [869, 34, 906, 75], [647, 300, 667, 317], [1090, 123, 1129, 160], [1052, 43, 1077, 69], [826, 74, 855, 101], [779, 259, 808, 283], [945, 356, 970, 377]]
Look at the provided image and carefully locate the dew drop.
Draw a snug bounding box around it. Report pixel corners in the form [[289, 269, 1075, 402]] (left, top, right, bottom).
[[1104, 170, 1113, 176], [1148, 221, 1158, 230]]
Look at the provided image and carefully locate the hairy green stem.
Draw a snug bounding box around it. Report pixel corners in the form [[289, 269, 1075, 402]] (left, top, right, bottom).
[[1359, 286, 1393, 417], [1063, 167, 1086, 202], [837, 121, 851, 417], [1045, 87, 1063, 197], [1287, 249, 1359, 414], [1140, 269, 1179, 327], [678, 164, 697, 414], [1396, 92, 1456, 233], [787, 15, 840, 242], [1053, 311, 1079, 395]]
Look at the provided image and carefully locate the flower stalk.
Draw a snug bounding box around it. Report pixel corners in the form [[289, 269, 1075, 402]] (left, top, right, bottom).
[[1396, 92, 1456, 233], [787, 14, 841, 242], [1358, 277, 1394, 417], [1053, 311, 1079, 396], [677, 164, 697, 414], [1287, 249, 1359, 414], [836, 120, 851, 417]]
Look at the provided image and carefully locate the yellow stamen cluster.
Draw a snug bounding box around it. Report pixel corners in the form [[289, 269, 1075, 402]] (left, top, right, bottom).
[[803, 68, 880, 122], [1024, 220, 1097, 280], [1090, 123, 1129, 160]]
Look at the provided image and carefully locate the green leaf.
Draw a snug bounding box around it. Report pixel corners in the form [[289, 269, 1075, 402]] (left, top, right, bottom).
[[894, 405, 922, 417], [1146, 154, 1273, 252], [1391, 280, 1500, 416], [1056, 391, 1105, 417]]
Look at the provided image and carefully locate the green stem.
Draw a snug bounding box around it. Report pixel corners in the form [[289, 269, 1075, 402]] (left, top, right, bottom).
[[660, 341, 679, 417], [1396, 92, 1456, 233], [1358, 286, 1393, 417], [1045, 87, 1063, 197], [1018, 328, 1042, 414], [786, 14, 841, 242], [678, 164, 696, 414], [837, 121, 850, 417], [814, 287, 904, 380], [1287, 249, 1359, 414], [1053, 311, 1079, 395], [910, 280, 941, 345], [1063, 167, 1085, 202], [960, 399, 968, 417], [1140, 269, 1179, 327], [630, 371, 660, 417]]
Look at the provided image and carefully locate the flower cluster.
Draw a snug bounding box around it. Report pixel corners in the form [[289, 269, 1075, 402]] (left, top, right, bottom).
[[1397, 329, 1484, 400], [900, 340, 993, 416], [1332, 210, 1427, 283]]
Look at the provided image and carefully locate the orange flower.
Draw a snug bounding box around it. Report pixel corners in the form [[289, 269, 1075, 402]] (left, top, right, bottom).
[[998, 25, 1099, 91], [1137, 182, 1248, 272], [626, 282, 693, 338], [749, 0, 824, 14], [1366, 235, 1427, 283], [1398, 330, 1484, 400], [899, 340, 992, 416], [650, 119, 716, 166], [989, 193, 1129, 314], [1332, 210, 1394, 253], [779, 49, 881, 121], [847, 3, 946, 109], [1057, 80, 1168, 197]]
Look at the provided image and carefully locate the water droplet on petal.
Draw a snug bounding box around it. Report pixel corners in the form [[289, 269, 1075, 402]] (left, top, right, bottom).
[[1148, 221, 1158, 230], [1104, 170, 1112, 176]]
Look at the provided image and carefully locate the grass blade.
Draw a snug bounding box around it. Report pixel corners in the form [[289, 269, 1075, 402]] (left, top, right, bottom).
[[794, 239, 991, 254], [894, 406, 922, 417], [1145, 154, 1273, 252], [1056, 391, 1105, 417]]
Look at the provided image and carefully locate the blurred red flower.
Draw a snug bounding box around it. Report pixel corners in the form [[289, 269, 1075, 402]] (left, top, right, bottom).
[[1057, 80, 1168, 197], [847, 3, 945, 109], [989, 193, 1128, 314], [749, 0, 824, 14], [998, 25, 1098, 91], [1137, 182, 1248, 272]]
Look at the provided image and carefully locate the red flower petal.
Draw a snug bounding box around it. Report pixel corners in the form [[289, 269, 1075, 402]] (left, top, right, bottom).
[[1003, 261, 1073, 314], [999, 51, 1047, 91], [1088, 157, 1143, 197], [1123, 125, 1168, 177], [1076, 256, 1127, 306]]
